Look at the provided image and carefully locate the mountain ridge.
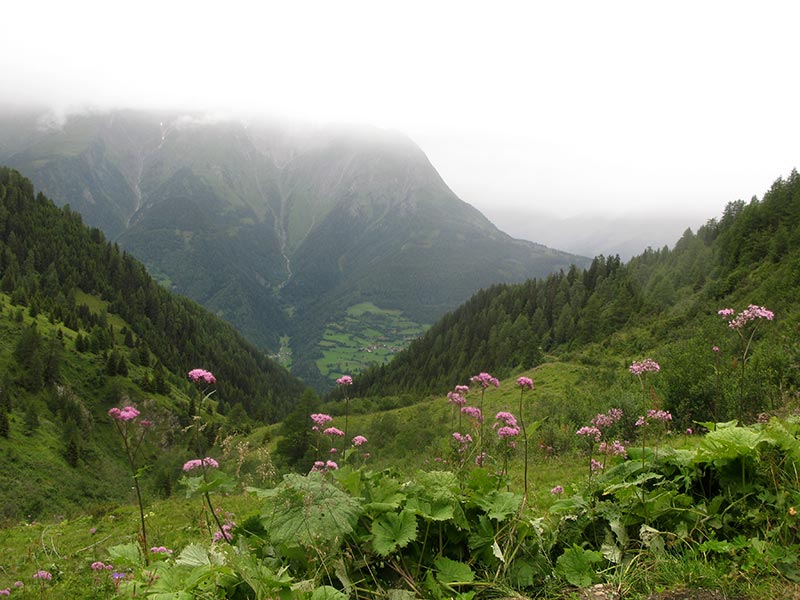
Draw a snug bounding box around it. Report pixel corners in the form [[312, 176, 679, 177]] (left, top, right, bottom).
[[0, 109, 588, 387]]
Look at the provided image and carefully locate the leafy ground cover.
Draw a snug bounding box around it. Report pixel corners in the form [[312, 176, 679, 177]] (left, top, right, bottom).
[[2, 357, 800, 599]]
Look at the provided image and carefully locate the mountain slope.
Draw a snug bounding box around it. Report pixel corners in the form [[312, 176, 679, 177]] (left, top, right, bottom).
[[352, 170, 800, 424], [0, 109, 587, 387], [0, 167, 306, 421]]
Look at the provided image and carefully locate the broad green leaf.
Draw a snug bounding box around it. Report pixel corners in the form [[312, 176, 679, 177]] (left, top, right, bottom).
[[175, 543, 225, 567], [698, 426, 762, 464], [434, 556, 475, 585], [556, 545, 602, 587], [107, 542, 142, 567], [387, 590, 417, 600], [310, 586, 349, 600], [477, 490, 522, 521], [371, 509, 418, 556], [262, 473, 362, 549]]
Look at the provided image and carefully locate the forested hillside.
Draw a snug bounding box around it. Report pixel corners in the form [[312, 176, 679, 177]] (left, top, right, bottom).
[[0, 167, 306, 422], [353, 171, 800, 422]]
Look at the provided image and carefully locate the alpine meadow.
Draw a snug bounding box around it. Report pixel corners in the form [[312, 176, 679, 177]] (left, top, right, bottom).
[[2, 130, 800, 600]]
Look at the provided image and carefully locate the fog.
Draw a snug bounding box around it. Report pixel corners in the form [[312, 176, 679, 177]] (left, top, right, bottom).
[[2, 0, 799, 254]]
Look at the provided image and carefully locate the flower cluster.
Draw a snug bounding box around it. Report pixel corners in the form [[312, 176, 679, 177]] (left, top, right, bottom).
[[108, 406, 140, 421], [447, 391, 467, 406], [310, 460, 339, 473], [591, 408, 623, 429], [590, 459, 604, 472], [91, 561, 114, 571], [719, 304, 775, 330], [188, 368, 216, 385], [494, 411, 518, 428], [516, 376, 534, 390], [33, 570, 52, 581], [550, 485, 564, 495], [629, 358, 661, 375], [470, 372, 500, 388], [323, 426, 344, 437], [636, 409, 673, 426], [150, 546, 173, 554], [461, 406, 483, 422], [599, 440, 628, 457], [497, 426, 520, 441], [310, 413, 333, 431], [576, 426, 602, 443], [336, 375, 353, 386], [352, 435, 368, 447], [454, 384, 470, 395], [183, 457, 219, 471], [452, 431, 473, 454], [212, 521, 235, 543]]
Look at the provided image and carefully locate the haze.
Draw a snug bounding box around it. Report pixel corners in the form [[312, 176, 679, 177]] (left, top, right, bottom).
[[2, 0, 799, 258]]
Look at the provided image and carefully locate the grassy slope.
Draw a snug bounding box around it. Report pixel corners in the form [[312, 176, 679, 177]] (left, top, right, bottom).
[[0, 362, 797, 598]]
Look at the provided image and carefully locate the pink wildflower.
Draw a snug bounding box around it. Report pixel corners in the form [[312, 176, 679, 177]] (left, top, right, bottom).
[[475, 452, 487, 466], [352, 435, 368, 447], [447, 391, 466, 406], [718, 308, 735, 317], [599, 440, 628, 457], [188, 368, 216, 385], [470, 372, 500, 388], [452, 432, 473, 445], [91, 561, 108, 571], [326, 460, 339, 470], [629, 359, 660, 375], [323, 426, 345, 437], [0, 589, 8, 596], [590, 459, 604, 472], [591, 408, 623, 429], [576, 426, 602, 442], [726, 304, 775, 330], [517, 376, 534, 390], [310, 413, 333, 427], [150, 546, 172, 554], [183, 457, 219, 471], [310, 460, 326, 472], [108, 405, 140, 421], [461, 406, 483, 422], [336, 375, 353, 386], [550, 485, 564, 495], [454, 385, 470, 395], [213, 522, 235, 543], [712, 346, 720, 353], [686, 428, 693, 435], [497, 426, 520, 439], [494, 411, 518, 428], [33, 570, 52, 581]]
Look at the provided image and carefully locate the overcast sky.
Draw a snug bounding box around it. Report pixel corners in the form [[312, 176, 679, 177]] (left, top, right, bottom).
[[2, 0, 799, 225]]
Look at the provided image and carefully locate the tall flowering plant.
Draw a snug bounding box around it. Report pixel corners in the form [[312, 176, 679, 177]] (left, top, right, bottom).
[[470, 372, 500, 452], [337, 375, 353, 452], [494, 411, 520, 482], [181, 457, 235, 545], [108, 405, 152, 563], [187, 368, 217, 453], [630, 358, 661, 470], [516, 376, 534, 499], [718, 305, 774, 417]]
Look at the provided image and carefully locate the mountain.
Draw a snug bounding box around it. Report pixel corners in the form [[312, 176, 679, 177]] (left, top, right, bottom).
[[0, 109, 588, 388], [0, 167, 309, 519], [351, 170, 800, 425], [0, 167, 306, 421]]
